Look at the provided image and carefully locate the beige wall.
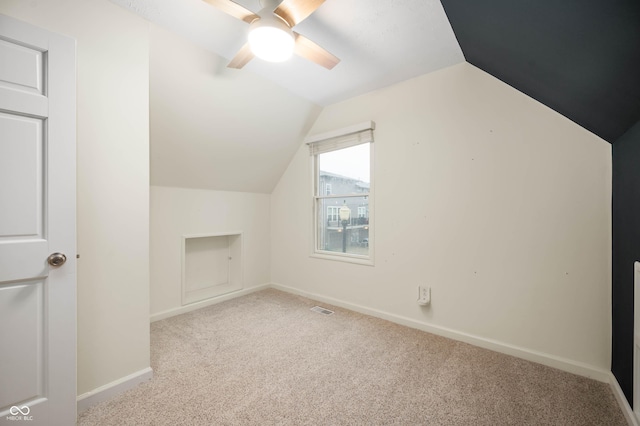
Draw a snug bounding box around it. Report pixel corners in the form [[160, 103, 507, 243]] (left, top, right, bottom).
[[150, 186, 271, 317], [0, 0, 151, 395], [271, 62, 612, 372]]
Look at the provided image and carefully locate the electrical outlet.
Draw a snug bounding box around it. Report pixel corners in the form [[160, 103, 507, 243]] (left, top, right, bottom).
[[417, 285, 430, 306]]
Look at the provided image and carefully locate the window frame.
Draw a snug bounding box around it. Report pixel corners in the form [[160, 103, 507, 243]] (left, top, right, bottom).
[[307, 122, 375, 266]]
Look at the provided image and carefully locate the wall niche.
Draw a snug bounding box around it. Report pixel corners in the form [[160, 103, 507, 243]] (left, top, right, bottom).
[[182, 233, 242, 305]]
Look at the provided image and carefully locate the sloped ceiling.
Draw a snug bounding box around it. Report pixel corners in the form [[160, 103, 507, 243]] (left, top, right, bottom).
[[111, 0, 466, 193], [149, 24, 322, 193], [440, 0, 640, 144], [111, 0, 464, 106]]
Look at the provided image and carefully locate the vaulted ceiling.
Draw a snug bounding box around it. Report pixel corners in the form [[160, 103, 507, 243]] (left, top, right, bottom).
[[111, 0, 465, 192], [110, 0, 464, 106], [111, 0, 640, 192]]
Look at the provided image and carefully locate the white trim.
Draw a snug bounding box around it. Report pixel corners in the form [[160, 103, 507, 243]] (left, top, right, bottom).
[[76, 367, 153, 414], [304, 121, 375, 144], [181, 231, 244, 239], [609, 372, 638, 426], [270, 282, 611, 383], [367, 141, 375, 263], [150, 284, 270, 322], [310, 252, 374, 266], [315, 193, 372, 200]]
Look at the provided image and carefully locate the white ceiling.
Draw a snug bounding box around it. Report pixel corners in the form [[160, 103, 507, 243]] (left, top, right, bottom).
[[148, 25, 322, 193], [110, 0, 465, 106]]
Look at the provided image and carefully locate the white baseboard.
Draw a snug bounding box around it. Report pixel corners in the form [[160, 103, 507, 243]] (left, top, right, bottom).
[[609, 373, 638, 426], [271, 282, 611, 383], [77, 367, 153, 414], [150, 284, 271, 322]]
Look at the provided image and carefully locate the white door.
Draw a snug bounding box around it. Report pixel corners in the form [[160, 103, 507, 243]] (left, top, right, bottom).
[[0, 14, 76, 426]]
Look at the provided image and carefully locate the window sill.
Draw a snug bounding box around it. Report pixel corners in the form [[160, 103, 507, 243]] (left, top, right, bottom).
[[310, 251, 374, 266]]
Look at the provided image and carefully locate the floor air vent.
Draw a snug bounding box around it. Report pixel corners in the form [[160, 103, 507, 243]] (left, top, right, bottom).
[[311, 306, 334, 315]]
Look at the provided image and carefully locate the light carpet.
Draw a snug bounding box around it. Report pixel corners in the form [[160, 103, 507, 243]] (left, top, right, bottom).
[[78, 289, 626, 425]]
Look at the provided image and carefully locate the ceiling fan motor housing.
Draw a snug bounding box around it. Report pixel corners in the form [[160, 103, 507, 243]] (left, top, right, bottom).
[[260, 0, 284, 9], [248, 10, 295, 62], [204, 0, 339, 69]]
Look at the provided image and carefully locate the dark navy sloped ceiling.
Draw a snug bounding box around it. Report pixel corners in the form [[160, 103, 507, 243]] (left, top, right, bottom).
[[440, 0, 640, 144]]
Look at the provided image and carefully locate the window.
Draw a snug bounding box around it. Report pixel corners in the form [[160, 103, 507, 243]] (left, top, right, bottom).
[[325, 183, 332, 195], [307, 122, 374, 264], [327, 206, 339, 222]]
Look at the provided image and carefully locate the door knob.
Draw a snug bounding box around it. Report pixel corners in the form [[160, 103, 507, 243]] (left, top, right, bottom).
[[48, 252, 67, 267]]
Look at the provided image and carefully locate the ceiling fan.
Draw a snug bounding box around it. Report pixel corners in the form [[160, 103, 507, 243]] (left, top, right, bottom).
[[203, 0, 340, 70]]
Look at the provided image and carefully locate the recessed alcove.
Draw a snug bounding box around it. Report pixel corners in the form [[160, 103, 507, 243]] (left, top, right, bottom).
[[182, 233, 242, 305]]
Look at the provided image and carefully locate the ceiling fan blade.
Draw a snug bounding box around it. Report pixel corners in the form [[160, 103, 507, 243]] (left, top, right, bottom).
[[274, 0, 325, 27], [293, 32, 340, 70], [202, 0, 259, 24], [228, 42, 255, 69]]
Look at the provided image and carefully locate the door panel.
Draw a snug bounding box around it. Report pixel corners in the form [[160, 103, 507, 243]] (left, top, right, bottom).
[[0, 112, 44, 238], [0, 111, 48, 283], [0, 281, 44, 408], [0, 38, 44, 94]]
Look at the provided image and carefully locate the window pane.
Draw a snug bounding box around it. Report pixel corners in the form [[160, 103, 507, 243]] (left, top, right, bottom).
[[318, 143, 370, 196], [317, 196, 369, 256]]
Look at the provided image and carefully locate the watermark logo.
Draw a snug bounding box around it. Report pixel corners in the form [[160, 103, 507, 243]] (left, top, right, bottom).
[[6, 406, 33, 422], [9, 407, 29, 416]]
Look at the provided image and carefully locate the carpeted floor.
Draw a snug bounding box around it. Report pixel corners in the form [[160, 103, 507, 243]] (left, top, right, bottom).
[[78, 289, 627, 425]]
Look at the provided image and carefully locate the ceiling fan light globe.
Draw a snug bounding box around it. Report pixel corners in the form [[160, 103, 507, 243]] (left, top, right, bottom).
[[249, 26, 294, 62]]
